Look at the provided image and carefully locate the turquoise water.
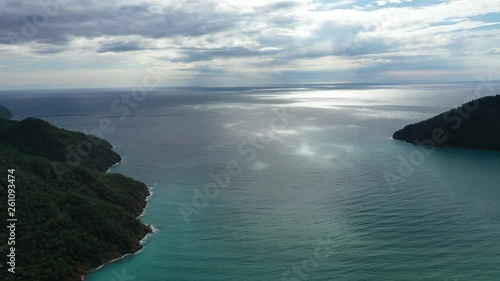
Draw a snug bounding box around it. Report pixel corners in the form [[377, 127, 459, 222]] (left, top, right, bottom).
[[2, 83, 500, 280]]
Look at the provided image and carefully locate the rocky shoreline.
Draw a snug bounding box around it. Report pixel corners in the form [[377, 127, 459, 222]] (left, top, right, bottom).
[[81, 182, 154, 281], [0, 117, 155, 281]]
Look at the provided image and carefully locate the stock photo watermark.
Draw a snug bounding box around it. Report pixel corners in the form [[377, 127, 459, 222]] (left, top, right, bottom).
[[179, 107, 293, 224], [339, 7, 396, 57], [5, 169, 17, 274], [0, 0, 62, 44], [51, 67, 164, 181], [109, 268, 135, 281], [282, 238, 335, 281], [384, 75, 498, 190]]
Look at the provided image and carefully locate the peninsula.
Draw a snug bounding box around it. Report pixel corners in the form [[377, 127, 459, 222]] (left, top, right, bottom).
[[393, 95, 500, 151], [0, 116, 151, 281]]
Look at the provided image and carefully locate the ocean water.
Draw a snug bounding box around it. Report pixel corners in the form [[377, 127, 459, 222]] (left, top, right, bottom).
[[2, 83, 500, 281]]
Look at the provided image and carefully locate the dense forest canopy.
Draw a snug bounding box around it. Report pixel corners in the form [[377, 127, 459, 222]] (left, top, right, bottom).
[[394, 95, 500, 151], [0, 117, 150, 281]]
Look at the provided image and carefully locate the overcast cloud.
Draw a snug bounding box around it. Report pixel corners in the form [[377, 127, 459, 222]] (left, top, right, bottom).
[[0, 0, 498, 89]]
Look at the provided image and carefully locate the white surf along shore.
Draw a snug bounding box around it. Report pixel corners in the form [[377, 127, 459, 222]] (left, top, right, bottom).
[[81, 160, 157, 281]]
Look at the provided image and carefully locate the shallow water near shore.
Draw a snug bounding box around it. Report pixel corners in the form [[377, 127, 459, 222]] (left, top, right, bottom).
[[2, 83, 500, 280]]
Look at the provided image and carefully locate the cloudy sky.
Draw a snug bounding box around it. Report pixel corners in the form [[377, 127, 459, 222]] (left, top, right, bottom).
[[0, 0, 499, 89]]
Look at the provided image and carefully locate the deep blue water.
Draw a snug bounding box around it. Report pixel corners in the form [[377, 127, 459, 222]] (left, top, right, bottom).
[[1, 83, 500, 281]]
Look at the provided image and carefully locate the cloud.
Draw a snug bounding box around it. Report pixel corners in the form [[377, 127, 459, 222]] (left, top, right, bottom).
[[486, 47, 500, 54], [0, 0, 498, 88], [97, 41, 146, 53], [374, 0, 413, 6], [172, 46, 281, 62], [0, 2, 242, 44]]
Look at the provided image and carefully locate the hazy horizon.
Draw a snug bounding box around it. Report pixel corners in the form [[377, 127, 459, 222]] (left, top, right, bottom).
[[1, 80, 499, 92]]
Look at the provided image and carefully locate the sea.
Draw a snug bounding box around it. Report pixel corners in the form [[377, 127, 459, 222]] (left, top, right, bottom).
[[1, 82, 500, 281]]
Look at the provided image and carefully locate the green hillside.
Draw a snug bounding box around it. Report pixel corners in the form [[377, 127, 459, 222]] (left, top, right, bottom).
[[0, 118, 151, 281]]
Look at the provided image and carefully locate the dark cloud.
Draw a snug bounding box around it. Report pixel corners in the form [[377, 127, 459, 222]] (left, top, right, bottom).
[[97, 41, 145, 53], [258, 1, 300, 13], [0, 1, 309, 48], [0, 2, 241, 45]]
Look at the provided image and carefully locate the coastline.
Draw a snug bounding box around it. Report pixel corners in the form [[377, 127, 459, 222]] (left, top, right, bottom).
[[392, 137, 500, 153], [140, 184, 155, 217], [392, 95, 500, 152], [80, 162, 156, 281], [80, 225, 158, 281], [105, 160, 122, 173]]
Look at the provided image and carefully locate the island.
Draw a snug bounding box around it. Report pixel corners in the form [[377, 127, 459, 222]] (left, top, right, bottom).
[[0, 116, 151, 281], [393, 95, 500, 151], [0, 105, 12, 119]]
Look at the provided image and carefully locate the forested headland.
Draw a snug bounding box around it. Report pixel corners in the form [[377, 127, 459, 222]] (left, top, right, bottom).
[[0, 116, 151, 281]]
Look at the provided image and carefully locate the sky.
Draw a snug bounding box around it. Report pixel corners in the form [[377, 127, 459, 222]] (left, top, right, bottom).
[[0, 0, 498, 89]]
